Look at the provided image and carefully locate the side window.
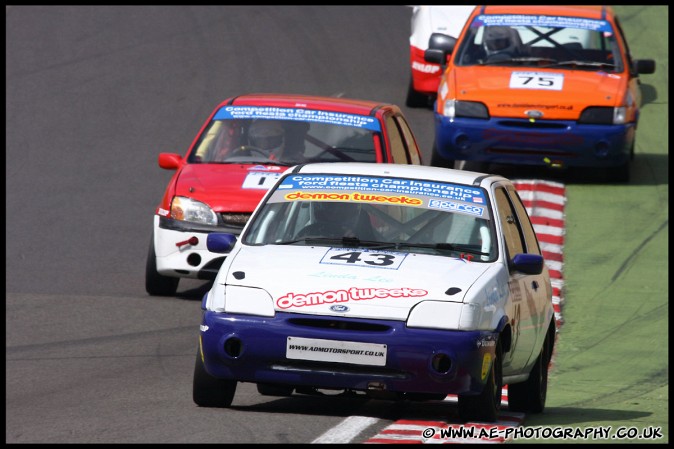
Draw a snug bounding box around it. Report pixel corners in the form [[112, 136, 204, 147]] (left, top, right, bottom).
[[395, 115, 422, 165], [384, 115, 410, 164], [507, 185, 542, 256], [494, 187, 525, 260]]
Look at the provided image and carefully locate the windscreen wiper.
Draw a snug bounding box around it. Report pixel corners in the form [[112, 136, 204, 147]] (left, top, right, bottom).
[[275, 236, 382, 247], [541, 60, 615, 70], [369, 242, 489, 257]]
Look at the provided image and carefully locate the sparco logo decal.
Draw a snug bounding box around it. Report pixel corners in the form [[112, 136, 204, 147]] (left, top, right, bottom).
[[276, 287, 428, 309]]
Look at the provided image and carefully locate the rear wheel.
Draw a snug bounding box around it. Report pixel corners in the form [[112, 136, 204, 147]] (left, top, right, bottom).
[[508, 326, 553, 413], [429, 141, 455, 169], [145, 235, 179, 296], [458, 340, 502, 422], [193, 347, 237, 407]]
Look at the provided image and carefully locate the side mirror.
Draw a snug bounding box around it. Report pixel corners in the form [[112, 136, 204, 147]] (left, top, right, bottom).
[[424, 33, 456, 67], [634, 59, 656, 75], [158, 153, 183, 170], [511, 253, 544, 275], [424, 48, 446, 65], [429, 33, 457, 54], [207, 233, 237, 253]]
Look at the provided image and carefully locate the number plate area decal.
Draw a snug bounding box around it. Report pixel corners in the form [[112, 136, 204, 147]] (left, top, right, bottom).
[[320, 248, 406, 270], [241, 171, 282, 189], [510, 71, 564, 90], [287, 336, 387, 366]]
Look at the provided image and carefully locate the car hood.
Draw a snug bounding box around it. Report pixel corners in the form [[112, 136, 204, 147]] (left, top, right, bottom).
[[452, 66, 627, 120], [222, 245, 492, 320], [174, 163, 286, 212]]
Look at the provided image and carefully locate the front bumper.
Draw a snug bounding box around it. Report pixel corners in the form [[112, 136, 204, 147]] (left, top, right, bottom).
[[199, 310, 498, 397], [153, 215, 233, 280], [433, 113, 635, 169]]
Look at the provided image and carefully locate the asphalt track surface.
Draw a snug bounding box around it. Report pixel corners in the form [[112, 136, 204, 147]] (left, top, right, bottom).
[[6, 5, 668, 444]]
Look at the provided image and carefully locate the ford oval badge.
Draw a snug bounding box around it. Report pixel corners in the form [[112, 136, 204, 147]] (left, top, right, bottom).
[[525, 110, 543, 119], [330, 305, 350, 313]]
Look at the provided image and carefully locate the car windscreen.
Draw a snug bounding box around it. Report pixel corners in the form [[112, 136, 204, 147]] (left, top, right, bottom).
[[455, 13, 623, 72], [188, 106, 383, 165], [243, 173, 497, 262]]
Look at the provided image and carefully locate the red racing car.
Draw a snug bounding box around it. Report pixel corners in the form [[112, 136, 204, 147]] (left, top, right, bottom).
[[146, 93, 424, 296]]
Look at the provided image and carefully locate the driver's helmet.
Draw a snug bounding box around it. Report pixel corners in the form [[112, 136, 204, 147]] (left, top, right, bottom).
[[483, 26, 519, 56], [314, 201, 361, 226], [248, 120, 285, 154]]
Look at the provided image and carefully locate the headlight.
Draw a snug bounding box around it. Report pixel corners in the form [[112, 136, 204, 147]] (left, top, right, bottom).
[[407, 301, 463, 330], [170, 196, 218, 225], [407, 301, 490, 331], [442, 100, 489, 119], [225, 285, 275, 317], [578, 106, 626, 125]]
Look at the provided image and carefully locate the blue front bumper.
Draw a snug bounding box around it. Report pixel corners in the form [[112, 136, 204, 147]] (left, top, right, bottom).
[[434, 113, 634, 169], [199, 310, 498, 397]]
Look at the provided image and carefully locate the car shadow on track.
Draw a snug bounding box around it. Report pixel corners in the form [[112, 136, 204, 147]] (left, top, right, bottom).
[[175, 279, 213, 301], [469, 156, 668, 187], [519, 406, 652, 426]]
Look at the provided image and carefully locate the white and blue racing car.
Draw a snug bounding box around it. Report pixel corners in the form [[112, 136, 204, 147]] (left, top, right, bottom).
[[193, 162, 556, 423]]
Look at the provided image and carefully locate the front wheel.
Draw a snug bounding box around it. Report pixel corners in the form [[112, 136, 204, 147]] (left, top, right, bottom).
[[508, 325, 553, 413], [458, 340, 502, 422], [429, 141, 455, 169], [606, 161, 630, 183], [193, 347, 237, 407], [145, 235, 179, 296]]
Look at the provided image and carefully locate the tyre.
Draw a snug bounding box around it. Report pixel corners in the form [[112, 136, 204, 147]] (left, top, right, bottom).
[[405, 77, 431, 108], [458, 340, 502, 422], [429, 141, 455, 169], [193, 347, 237, 407], [145, 235, 179, 296], [462, 160, 489, 173], [605, 141, 632, 183], [508, 325, 552, 413], [606, 161, 630, 183], [257, 383, 294, 397]]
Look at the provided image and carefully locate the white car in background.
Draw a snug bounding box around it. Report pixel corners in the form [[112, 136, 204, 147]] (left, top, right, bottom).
[[406, 5, 474, 108]]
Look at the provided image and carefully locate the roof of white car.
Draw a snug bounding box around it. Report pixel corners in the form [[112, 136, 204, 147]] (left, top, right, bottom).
[[290, 162, 508, 187]]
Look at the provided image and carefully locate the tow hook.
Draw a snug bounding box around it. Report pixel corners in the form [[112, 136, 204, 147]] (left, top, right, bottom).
[[176, 236, 199, 247]]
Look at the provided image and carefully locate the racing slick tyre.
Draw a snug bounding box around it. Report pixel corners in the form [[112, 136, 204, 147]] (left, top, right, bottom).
[[508, 324, 554, 413], [607, 161, 630, 183], [405, 76, 432, 108], [145, 236, 179, 296], [429, 141, 455, 169], [458, 340, 502, 423], [193, 348, 237, 407], [462, 160, 490, 173], [257, 383, 294, 397], [605, 141, 633, 183]]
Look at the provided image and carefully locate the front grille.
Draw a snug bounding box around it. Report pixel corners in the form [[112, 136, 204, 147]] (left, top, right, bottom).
[[288, 317, 391, 332], [270, 360, 409, 379], [497, 120, 568, 129], [487, 148, 577, 157], [219, 213, 251, 229]]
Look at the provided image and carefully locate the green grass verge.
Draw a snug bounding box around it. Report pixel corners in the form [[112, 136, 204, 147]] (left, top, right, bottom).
[[517, 5, 669, 444]]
